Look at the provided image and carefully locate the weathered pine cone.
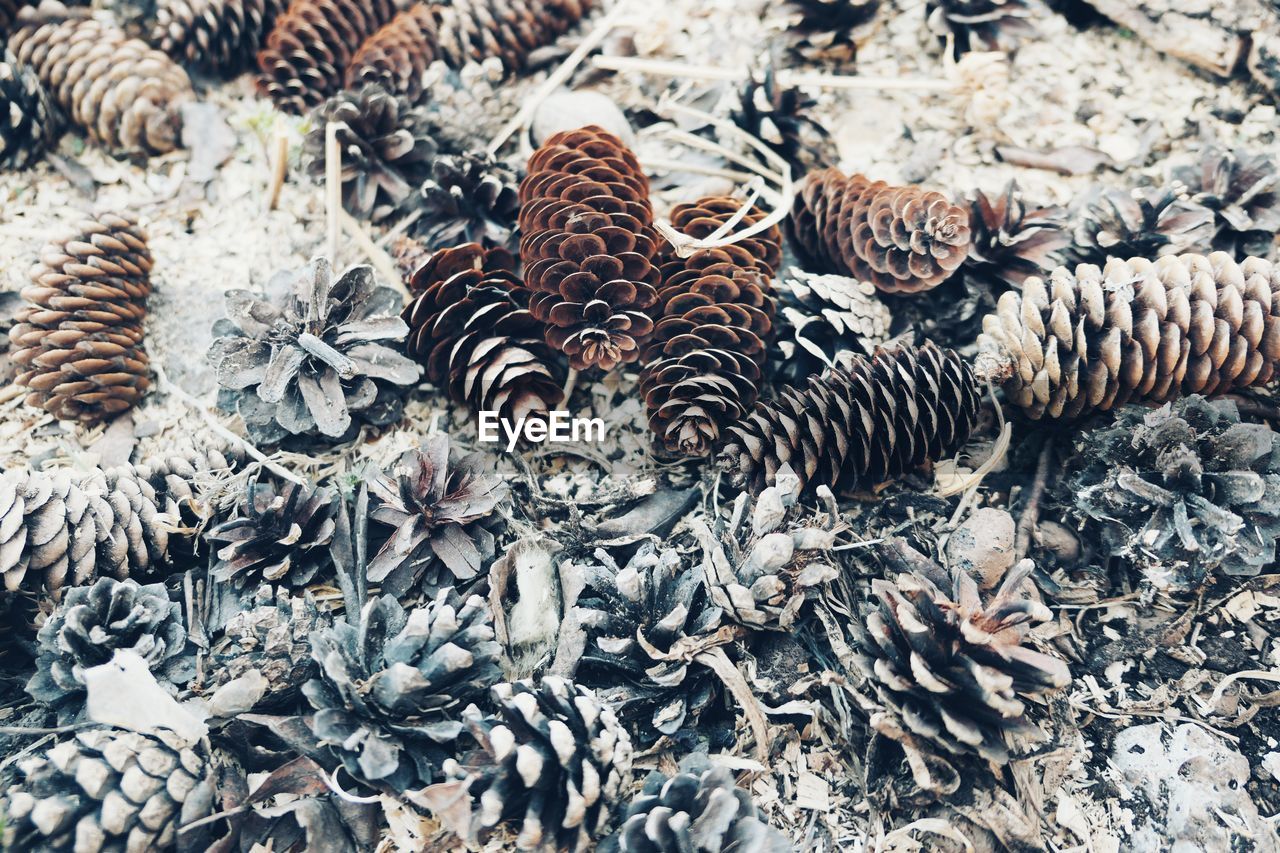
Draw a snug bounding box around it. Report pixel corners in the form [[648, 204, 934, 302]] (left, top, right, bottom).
[[345, 4, 437, 99], [519, 126, 660, 371], [639, 196, 781, 457], [0, 49, 59, 169], [926, 0, 1036, 56], [152, 0, 287, 74], [719, 342, 981, 496], [9, 213, 152, 424], [203, 585, 322, 709], [1173, 147, 1280, 260], [205, 478, 338, 589], [1065, 184, 1215, 268], [964, 182, 1068, 290], [854, 549, 1071, 763], [975, 253, 1280, 420], [732, 57, 835, 175], [433, 0, 593, 72], [438, 676, 633, 852], [255, 0, 399, 114], [775, 268, 893, 381], [1, 727, 217, 852], [775, 0, 880, 64], [790, 168, 971, 294], [403, 243, 565, 422], [406, 150, 522, 250], [10, 2, 194, 155]]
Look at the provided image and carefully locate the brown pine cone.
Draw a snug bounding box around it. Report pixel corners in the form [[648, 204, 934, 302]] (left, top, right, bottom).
[[10, 2, 195, 155], [639, 197, 782, 457], [718, 342, 981, 496], [519, 126, 660, 371], [345, 4, 437, 99], [403, 243, 565, 421], [153, 0, 287, 75], [255, 0, 399, 114], [434, 0, 593, 72], [790, 167, 971, 294], [9, 213, 153, 423], [977, 253, 1280, 420]]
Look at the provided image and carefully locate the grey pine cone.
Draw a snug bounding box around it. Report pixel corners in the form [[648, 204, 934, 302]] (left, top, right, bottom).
[[202, 585, 323, 709]]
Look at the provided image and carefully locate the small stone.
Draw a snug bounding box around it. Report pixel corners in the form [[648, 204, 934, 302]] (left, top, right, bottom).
[[532, 90, 633, 147], [945, 507, 1016, 589], [1035, 519, 1081, 563]]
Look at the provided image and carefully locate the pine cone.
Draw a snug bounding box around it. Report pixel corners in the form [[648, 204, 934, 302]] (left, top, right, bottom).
[[608, 765, 791, 853], [0, 49, 59, 169], [205, 478, 338, 589], [719, 343, 981, 496], [9, 212, 152, 424], [925, 0, 1035, 56], [303, 589, 503, 791], [152, 0, 286, 74], [1065, 395, 1280, 590], [303, 84, 436, 222], [1173, 147, 1280, 260], [1066, 184, 1215, 267], [433, 0, 593, 72], [10, 2, 194, 155], [975, 253, 1280, 420], [403, 243, 564, 421], [639, 197, 781, 457], [26, 577, 192, 722], [439, 676, 633, 851], [775, 0, 880, 64], [572, 543, 723, 745], [255, 0, 399, 114], [1, 0, 36, 40], [1251, 30, 1280, 107], [406, 150, 521, 250], [790, 168, 971, 294], [519, 126, 660, 371], [775, 267, 893, 381], [203, 585, 322, 708], [732, 57, 835, 176], [207, 258, 421, 445], [1, 727, 216, 852], [964, 182, 1069, 290], [366, 434, 508, 597], [345, 4, 437, 99], [854, 548, 1070, 762]]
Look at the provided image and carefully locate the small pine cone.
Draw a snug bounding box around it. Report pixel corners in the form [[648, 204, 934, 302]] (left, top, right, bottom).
[[571, 543, 723, 745], [1173, 147, 1280, 260], [304, 589, 503, 792], [790, 168, 971, 294], [609, 765, 791, 853], [854, 549, 1070, 762], [732, 57, 835, 176], [255, 0, 399, 114], [203, 585, 322, 708], [303, 84, 437, 221], [26, 577, 192, 721], [775, 268, 894, 380], [403, 243, 564, 421], [406, 151, 521, 250], [976, 253, 1280, 420], [152, 0, 287, 75], [10, 2, 194, 155], [9, 212, 153, 424], [345, 4, 437, 100], [433, 0, 593, 73], [0, 49, 60, 170], [1, 727, 216, 852], [1066, 184, 1215, 267], [205, 478, 338, 589], [926, 0, 1036, 56], [519, 126, 659, 371], [639, 197, 781, 457], [774, 0, 880, 64], [440, 676, 633, 851], [964, 182, 1069, 290], [718, 342, 981, 496]]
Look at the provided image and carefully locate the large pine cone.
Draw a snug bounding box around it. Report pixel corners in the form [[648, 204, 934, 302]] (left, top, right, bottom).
[[433, 0, 593, 72], [152, 0, 286, 74], [964, 182, 1068, 290], [639, 196, 781, 457], [10, 2, 194, 155], [303, 589, 503, 792], [776, 0, 880, 64], [519, 126, 660, 371], [405, 150, 522, 251], [719, 342, 981, 496], [855, 549, 1070, 763], [440, 676, 633, 851], [790, 168, 971, 294], [9, 213, 152, 424], [775, 268, 893, 381], [0, 49, 59, 169], [1065, 184, 1215, 268], [345, 4, 437, 99], [203, 585, 322, 709], [205, 478, 338, 589], [27, 577, 192, 722], [976, 253, 1280, 420], [255, 0, 398, 114], [403, 243, 564, 422], [925, 0, 1035, 56], [1, 727, 217, 852], [1173, 147, 1280, 260]]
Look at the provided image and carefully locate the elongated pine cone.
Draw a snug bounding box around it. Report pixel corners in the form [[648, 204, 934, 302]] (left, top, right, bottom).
[[1, 49, 59, 169], [10, 2, 194, 155], [519, 126, 660, 371], [9, 213, 152, 423], [345, 4, 437, 99], [434, 0, 593, 72], [718, 342, 981, 496], [639, 197, 781, 457], [976, 253, 1280, 420], [255, 0, 398, 114], [790, 168, 971, 294], [404, 243, 565, 422], [153, 0, 287, 74], [855, 551, 1070, 762]]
